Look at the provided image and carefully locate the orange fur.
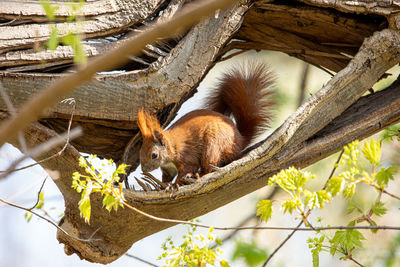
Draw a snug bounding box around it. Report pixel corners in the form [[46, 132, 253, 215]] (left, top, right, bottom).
[[137, 62, 274, 185]]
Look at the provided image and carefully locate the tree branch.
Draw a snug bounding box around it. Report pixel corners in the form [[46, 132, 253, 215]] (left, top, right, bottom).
[[0, 0, 238, 147], [0, 197, 100, 243]]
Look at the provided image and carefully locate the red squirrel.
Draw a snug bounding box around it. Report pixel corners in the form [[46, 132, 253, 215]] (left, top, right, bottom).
[[137, 62, 274, 185]]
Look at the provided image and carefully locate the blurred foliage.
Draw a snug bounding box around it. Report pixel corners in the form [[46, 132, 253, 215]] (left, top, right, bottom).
[[231, 241, 268, 267], [40, 0, 87, 64]]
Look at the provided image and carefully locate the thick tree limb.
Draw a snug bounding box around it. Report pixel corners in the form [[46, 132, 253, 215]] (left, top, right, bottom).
[[53, 29, 400, 263]]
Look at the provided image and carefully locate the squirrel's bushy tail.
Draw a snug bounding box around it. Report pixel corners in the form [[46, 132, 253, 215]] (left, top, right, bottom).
[[205, 61, 274, 146]]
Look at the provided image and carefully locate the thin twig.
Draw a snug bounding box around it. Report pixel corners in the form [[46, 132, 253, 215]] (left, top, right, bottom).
[[0, 18, 17, 26], [373, 185, 400, 200], [0, 127, 82, 179], [125, 253, 158, 267], [0, 197, 100, 243], [0, 98, 77, 174], [297, 62, 310, 107], [323, 150, 344, 189], [121, 201, 400, 232], [348, 255, 365, 267], [263, 220, 304, 266], [214, 188, 278, 247], [27, 176, 48, 211]]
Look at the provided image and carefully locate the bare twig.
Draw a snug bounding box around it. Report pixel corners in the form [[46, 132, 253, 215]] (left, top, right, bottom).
[[214, 188, 278, 247], [0, 0, 238, 147], [27, 176, 48, 211], [373, 184, 400, 200], [0, 127, 82, 179], [263, 220, 304, 266], [121, 200, 400, 232], [348, 255, 365, 267], [297, 62, 310, 107], [323, 150, 344, 189], [125, 253, 158, 267], [0, 197, 100, 243], [0, 98, 77, 174]]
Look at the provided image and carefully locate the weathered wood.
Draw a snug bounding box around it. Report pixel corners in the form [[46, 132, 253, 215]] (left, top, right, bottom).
[[28, 29, 400, 263], [0, 1, 248, 161], [0, 0, 164, 53], [225, 1, 385, 72]]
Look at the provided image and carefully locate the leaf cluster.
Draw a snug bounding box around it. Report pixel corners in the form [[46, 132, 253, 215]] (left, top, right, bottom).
[[40, 0, 87, 64], [71, 155, 128, 224], [256, 137, 398, 267], [257, 167, 330, 223], [158, 223, 228, 267]]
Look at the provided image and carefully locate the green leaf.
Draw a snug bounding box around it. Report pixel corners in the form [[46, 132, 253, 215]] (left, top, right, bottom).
[[40, 0, 59, 20], [35, 191, 45, 209], [376, 166, 396, 186], [304, 190, 329, 210], [326, 176, 345, 196], [220, 259, 230, 267], [381, 124, 400, 141], [361, 138, 381, 166], [343, 183, 356, 199], [312, 250, 319, 267], [25, 212, 33, 222], [282, 199, 297, 214], [371, 201, 387, 217], [346, 202, 357, 214], [341, 140, 360, 166], [316, 190, 331, 208], [268, 167, 313, 193], [102, 194, 119, 212], [330, 229, 365, 252], [232, 241, 268, 267], [256, 200, 273, 223], [47, 25, 59, 50], [307, 237, 324, 267], [78, 196, 91, 224]]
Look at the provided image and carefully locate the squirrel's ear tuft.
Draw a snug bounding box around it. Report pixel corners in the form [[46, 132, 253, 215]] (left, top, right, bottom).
[[137, 109, 150, 138], [137, 109, 163, 139], [153, 130, 165, 146]]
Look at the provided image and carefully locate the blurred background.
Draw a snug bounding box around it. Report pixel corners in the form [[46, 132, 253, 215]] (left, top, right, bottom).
[[0, 50, 399, 266]]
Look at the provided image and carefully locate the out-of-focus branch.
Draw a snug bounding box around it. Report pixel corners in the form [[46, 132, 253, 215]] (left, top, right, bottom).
[[0, 127, 82, 179], [0, 197, 100, 243], [0, 81, 27, 152], [0, 98, 76, 174]]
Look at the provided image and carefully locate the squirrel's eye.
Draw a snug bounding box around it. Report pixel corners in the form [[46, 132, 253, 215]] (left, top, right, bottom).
[[151, 152, 158, 159]]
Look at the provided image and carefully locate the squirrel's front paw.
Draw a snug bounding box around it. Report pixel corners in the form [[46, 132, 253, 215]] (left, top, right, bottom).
[[179, 172, 200, 185]]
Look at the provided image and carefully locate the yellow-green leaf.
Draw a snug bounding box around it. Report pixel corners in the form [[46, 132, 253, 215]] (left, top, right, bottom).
[[361, 138, 381, 166], [256, 200, 272, 222]]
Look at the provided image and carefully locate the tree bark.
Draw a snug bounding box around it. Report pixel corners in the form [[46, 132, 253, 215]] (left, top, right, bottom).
[[1, 0, 400, 264]]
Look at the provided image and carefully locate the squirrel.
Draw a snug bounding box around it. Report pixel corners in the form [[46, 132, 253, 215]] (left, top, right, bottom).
[[137, 62, 274, 185]]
